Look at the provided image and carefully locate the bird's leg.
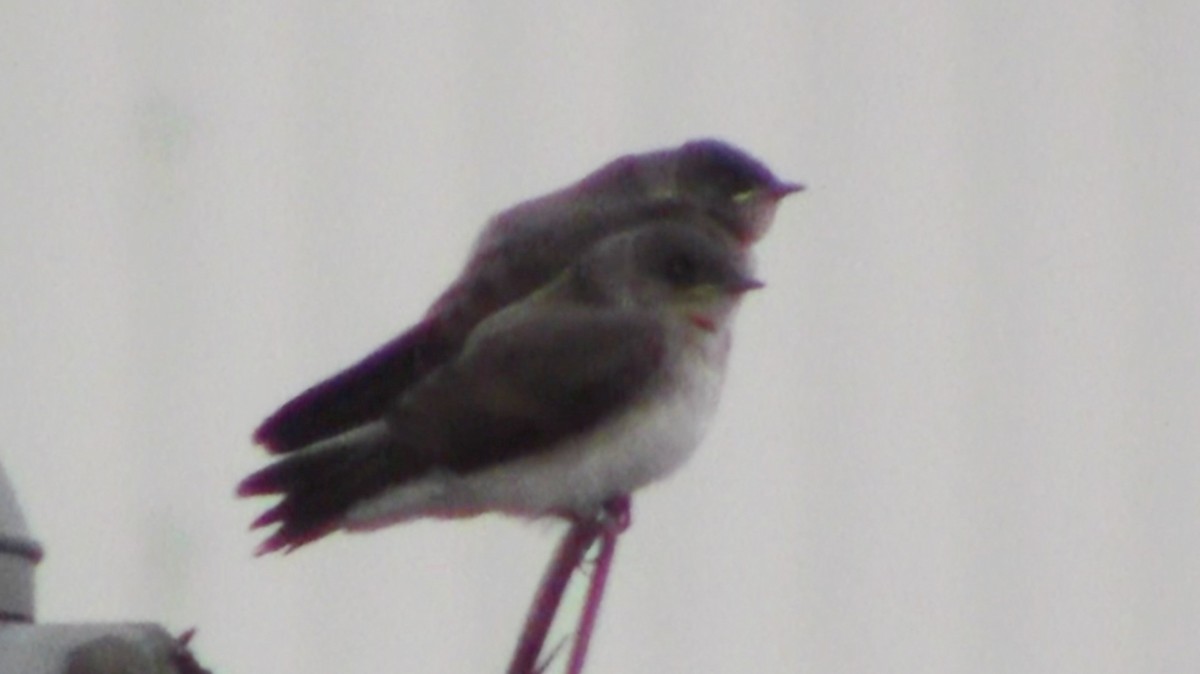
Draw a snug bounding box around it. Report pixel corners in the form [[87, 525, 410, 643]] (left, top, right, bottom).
[[599, 494, 631, 533]]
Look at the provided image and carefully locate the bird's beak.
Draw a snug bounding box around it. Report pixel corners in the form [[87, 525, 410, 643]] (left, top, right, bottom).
[[727, 276, 766, 294], [769, 181, 806, 199]]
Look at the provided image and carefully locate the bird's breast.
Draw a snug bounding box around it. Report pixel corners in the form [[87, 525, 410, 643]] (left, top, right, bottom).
[[444, 328, 729, 516]]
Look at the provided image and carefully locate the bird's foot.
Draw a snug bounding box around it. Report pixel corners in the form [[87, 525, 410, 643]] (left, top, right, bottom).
[[598, 495, 631, 534]]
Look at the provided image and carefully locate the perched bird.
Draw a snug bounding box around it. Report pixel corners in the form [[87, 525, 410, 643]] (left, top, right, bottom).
[[239, 223, 763, 554], [253, 139, 800, 455]]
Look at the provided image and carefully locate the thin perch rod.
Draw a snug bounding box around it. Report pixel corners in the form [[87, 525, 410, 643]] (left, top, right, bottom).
[[507, 519, 603, 674], [506, 497, 630, 674], [565, 521, 620, 674]]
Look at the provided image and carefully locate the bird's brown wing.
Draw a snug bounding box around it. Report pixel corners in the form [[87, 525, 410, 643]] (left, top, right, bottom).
[[392, 306, 667, 473]]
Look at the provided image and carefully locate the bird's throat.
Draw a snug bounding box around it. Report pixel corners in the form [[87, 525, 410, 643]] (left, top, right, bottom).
[[688, 313, 717, 332]]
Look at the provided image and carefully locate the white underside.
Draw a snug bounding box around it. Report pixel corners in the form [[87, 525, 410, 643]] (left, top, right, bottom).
[[343, 324, 732, 529]]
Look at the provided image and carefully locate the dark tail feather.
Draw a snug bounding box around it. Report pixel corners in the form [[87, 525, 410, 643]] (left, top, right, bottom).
[[254, 320, 454, 454], [238, 430, 416, 555]]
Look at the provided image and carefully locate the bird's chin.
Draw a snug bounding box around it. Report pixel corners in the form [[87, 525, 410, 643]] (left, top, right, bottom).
[[743, 202, 782, 243], [688, 313, 717, 332]]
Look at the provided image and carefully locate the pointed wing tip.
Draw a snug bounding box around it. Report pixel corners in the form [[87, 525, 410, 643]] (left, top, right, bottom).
[[238, 462, 288, 498], [251, 522, 304, 556], [252, 527, 329, 557], [251, 424, 284, 454], [253, 537, 287, 557], [236, 477, 267, 498], [250, 503, 285, 528]]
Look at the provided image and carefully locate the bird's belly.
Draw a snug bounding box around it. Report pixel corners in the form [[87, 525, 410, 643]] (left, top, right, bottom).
[[449, 347, 726, 516]]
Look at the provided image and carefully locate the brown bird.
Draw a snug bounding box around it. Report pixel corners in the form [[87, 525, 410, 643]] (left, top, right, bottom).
[[240, 222, 764, 553], [252, 140, 800, 458]]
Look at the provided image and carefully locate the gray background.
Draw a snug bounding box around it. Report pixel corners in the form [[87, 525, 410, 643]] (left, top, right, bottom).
[[3, 2, 1197, 673]]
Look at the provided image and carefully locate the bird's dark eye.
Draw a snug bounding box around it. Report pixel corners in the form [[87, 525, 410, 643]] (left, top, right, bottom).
[[663, 254, 699, 286]]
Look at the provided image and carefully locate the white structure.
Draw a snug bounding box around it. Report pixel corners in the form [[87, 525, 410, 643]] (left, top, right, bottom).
[[0, 463, 203, 674]]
